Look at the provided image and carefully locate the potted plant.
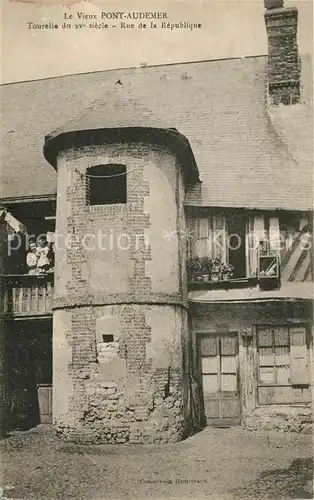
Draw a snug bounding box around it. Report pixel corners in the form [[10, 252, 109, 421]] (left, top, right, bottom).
[[221, 262, 234, 281], [199, 256, 213, 282], [208, 258, 234, 282], [187, 256, 202, 282], [186, 256, 213, 282], [211, 258, 221, 282]]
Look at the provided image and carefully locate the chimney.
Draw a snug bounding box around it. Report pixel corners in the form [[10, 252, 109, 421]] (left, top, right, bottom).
[[264, 0, 300, 105]]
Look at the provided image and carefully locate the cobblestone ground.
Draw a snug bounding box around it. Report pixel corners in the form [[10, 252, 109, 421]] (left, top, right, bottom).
[[0, 425, 313, 500]]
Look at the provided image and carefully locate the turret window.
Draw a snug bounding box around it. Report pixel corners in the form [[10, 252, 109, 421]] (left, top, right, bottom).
[[86, 164, 127, 206]]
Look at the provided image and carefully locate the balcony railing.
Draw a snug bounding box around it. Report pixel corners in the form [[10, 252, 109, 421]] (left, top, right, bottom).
[[1, 272, 54, 316]]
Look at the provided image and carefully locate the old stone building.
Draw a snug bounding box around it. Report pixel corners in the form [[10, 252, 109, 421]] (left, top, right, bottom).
[[0, 0, 313, 442]]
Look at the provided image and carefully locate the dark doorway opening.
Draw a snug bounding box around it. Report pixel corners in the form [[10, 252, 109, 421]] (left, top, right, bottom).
[[9, 319, 52, 431], [227, 214, 247, 279]]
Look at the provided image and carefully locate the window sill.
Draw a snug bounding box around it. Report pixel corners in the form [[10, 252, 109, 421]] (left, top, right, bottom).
[[258, 384, 292, 388], [255, 402, 312, 407], [188, 277, 257, 291], [87, 204, 127, 215]]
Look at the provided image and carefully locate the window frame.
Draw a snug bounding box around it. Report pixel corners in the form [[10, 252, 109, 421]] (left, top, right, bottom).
[[86, 164, 127, 207], [186, 213, 245, 278], [256, 325, 310, 390], [186, 212, 287, 281]]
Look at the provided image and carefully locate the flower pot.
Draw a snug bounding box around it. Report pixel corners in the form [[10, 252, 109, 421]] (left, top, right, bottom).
[[211, 275, 220, 283], [222, 274, 230, 281], [202, 274, 210, 282]]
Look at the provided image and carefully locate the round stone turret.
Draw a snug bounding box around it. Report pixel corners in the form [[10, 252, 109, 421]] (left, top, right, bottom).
[[44, 90, 200, 444]]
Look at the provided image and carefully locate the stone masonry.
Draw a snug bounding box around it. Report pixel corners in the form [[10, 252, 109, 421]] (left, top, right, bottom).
[[264, 4, 300, 105]]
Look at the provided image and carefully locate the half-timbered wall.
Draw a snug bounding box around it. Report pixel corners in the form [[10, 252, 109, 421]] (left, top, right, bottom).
[[186, 211, 312, 281], [190, 300, 312, 432]]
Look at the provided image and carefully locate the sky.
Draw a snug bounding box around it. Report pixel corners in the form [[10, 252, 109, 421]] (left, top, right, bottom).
[[1, 0, 313, 83]]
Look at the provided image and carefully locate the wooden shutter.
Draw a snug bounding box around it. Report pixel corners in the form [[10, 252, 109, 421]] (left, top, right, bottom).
[[194, 217, 213, 258], [213, 215, 227, 261], [186, 217, 195, 259], [199, 218, 209, 257], [290, 327, 309, 386], [246, 217, 257, 277], [187, 217, 215, 259], [194, 218, 202, 256], [253, 216, 265, 246], [269, 217, 280, 252], [207, 217, 213, 257]]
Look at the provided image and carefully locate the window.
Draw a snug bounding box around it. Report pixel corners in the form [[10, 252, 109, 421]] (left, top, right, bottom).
[[86, 164, 127, 206], [186, 215, 227, 262], [186, 213, 285, 281], [186, 213, 246, 279], [102, 334, 114, 343], [257, 326, 310, 405], [226, 213, 246, 279]]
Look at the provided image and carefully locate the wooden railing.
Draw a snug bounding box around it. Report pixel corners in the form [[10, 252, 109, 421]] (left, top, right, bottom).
[[1, 272, 54, 316]]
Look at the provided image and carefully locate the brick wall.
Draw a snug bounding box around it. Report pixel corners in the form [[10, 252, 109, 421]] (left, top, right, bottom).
[[264, 6, 300, 105], [54, 142, 185, 303]]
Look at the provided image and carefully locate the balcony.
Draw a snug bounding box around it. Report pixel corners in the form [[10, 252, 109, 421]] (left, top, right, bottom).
[[1, 272, 54, 317]]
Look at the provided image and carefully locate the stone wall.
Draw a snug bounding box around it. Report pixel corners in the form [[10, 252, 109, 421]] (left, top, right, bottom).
[[245, 405, 312, 434], [53, 304, 194, 443]]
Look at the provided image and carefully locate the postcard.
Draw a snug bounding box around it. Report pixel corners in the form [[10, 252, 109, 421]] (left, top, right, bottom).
[[0, 0, 313, 499]]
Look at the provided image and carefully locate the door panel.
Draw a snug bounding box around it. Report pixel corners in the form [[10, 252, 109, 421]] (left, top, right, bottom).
[[220, 398, 240, 418], [221, 374, 237, 392], [221, 356, 237, 373], [202, 356, 219, 373], [205, 399, 220, 418], [37, 384, 52, 424], [201, 333, 240, 426], [202, 374, 219, 393]]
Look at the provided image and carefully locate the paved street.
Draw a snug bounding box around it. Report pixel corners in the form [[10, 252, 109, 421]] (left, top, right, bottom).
[[1, 425, 312, 499]]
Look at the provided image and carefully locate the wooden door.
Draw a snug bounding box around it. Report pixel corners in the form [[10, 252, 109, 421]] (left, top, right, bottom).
[[37, 384, 52, 424], [200, 333, 240, 426]]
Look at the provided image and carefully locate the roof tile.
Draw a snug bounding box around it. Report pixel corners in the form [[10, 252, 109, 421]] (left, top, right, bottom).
[[1, 55, 312, 210]]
